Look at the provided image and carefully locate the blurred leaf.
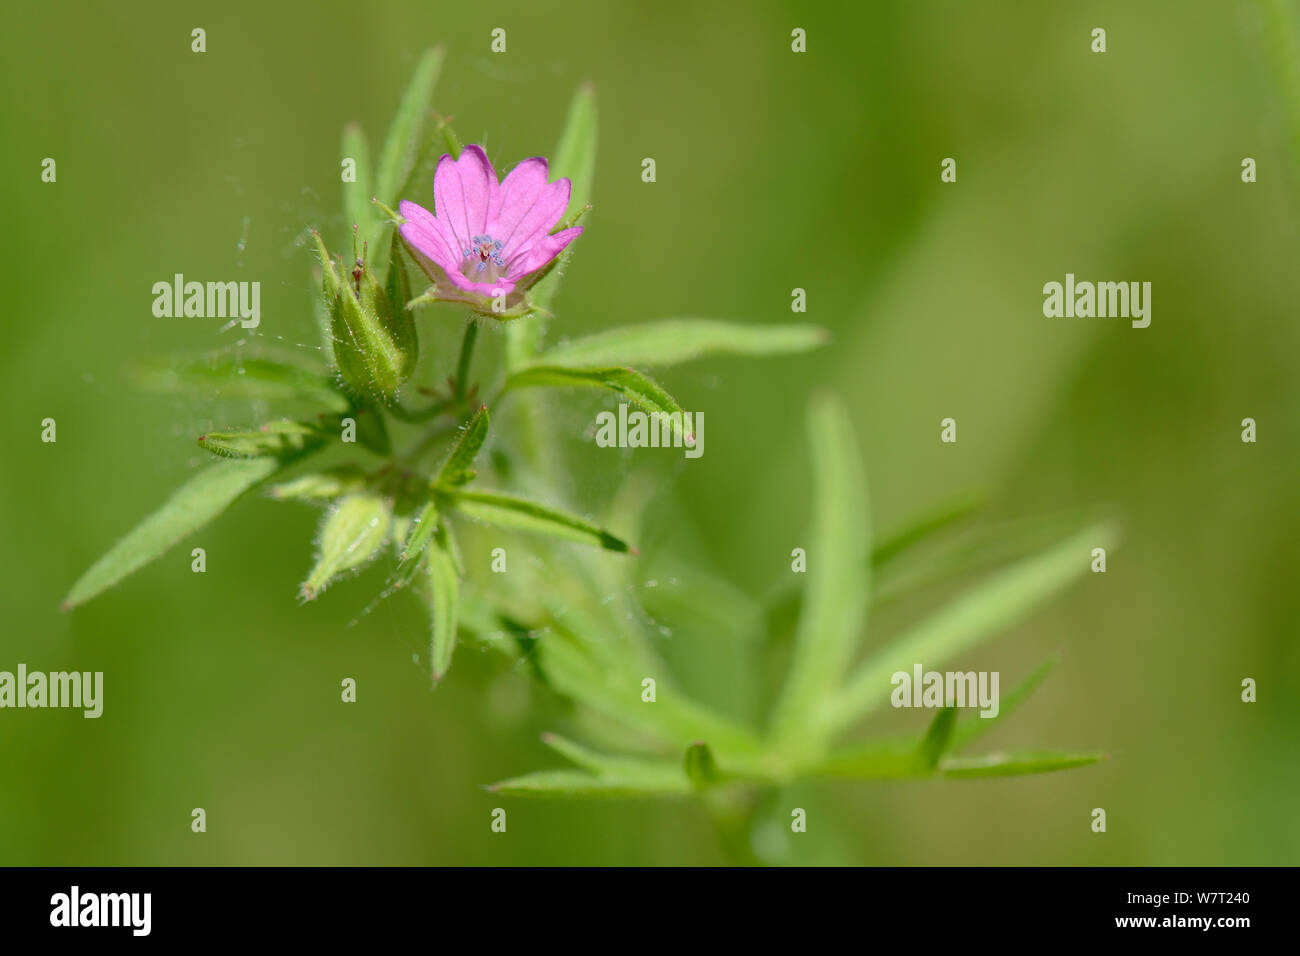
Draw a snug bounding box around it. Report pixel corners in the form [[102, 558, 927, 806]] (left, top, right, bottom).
[[949, 657, 1056, 753], [301, 493, 392, 600], [940, 751, 1108, 779], [427, 523, 459, 680], [434, 405, 489, 489], [684, 742, 720, 788], [487, 767, 690, 799], [533, 319, 829, 369], [268, 465, 369, 503], [63, 458, 279, 609], [506, 83, 597, 368], [822, 523, 1114, 736], [871, 494, 984, 567], [917, 706, 958, 769], [134, 356, 348, 412], [769, 394, 870, 753], [197, 420, 326, 460], [814, 740, 929, 780], [505, 365, 684, 420], [349, 404, 392, 456], [374, 47, 444, 211], [341, 122, 376, 242], [449, 489, 630, 552]]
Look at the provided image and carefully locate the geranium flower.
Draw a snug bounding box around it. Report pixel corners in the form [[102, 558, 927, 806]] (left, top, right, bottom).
[[399, 144, 582, 315]]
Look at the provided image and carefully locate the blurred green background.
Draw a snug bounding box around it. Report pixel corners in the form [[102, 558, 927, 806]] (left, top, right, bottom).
[[2, 0, 1297, 865]]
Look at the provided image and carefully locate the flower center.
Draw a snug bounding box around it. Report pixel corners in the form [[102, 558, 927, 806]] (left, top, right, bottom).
[[461, 234, 506, 283]]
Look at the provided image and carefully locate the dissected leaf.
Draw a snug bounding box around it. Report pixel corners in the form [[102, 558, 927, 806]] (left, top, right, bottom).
[[533, 319, 829, 369], [301, 493, 392, 600], [63, 458, 279, 609], [448, 490, 630, 553], [769, 394, 870, 753], [821, 523, 1114, 736], [505, 365, 685, 421]]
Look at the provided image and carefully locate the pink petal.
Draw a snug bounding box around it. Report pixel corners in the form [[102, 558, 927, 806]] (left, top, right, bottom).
[[434, 145, 498, 255], [443, 269, 516, 298], [505, 226, 582, 281], [498, 178, 571, 262], [490, 157, 549, 246], [399, 200, 461, 274]]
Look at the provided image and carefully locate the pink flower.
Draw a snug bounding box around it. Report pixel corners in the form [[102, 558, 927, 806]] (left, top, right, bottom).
[[398, 145, 582, 315]]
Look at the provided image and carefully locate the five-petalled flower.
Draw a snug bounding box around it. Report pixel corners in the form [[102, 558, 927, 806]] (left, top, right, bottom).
[[398, 144, 582, 316]]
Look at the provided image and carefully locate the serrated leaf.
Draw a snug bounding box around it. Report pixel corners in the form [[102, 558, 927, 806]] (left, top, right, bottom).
[[427, 523, 459, 680], [268, 465, 369, 503], [434, 405, 489, 489], [134, 356, 348, 413], [769, 394, 870, 755], [63, 458, 279, 609], [821, 523, 1114, 736], [533, 319, 829, 369], [301, 493, 392, 600], [505, 365, 685, 421], [940, 751, 1107, 779], [448, 490, 630, 552], [197, 420, 326, 460]]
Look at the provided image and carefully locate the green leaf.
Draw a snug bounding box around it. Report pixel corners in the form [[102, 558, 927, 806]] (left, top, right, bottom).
[[813, 740, 931, 780], [133, 356, 348, 413], [871, 494, 984, 567], [398, 500, 439, 567], [301, 493, 392, 600], [821, 523, 1114, 737], [683, 742, 720, 788], [448, 490, 630, 553], [427, 523, 460, 681], [769, 394, 870, 755], [434, 405, 489, 489], [918, 706, 958, 769], [505, 83, 597, 369], [949, 657, 1056, 753], [940, 750, 1108, 779], [532, 319, 829, 369], [374, 47, 444, 210], [487, 768, 691, 799], [63, 458, 279, 609], [268, 466, 369, 503], [552, 82, 597, 221], [197, 420, 326, 460], [341, 122, 376, 243], [504, 365, 685, 421]]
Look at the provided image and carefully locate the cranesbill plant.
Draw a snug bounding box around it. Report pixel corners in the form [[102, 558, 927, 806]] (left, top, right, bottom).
[[64, 49, 1108, 859]]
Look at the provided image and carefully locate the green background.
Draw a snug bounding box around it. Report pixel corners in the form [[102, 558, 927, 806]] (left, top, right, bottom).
[[2, 0, 1297, 864]]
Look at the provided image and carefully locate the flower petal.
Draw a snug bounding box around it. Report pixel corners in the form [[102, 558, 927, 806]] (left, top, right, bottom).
[[498, 178, 571, 263], [399, 200, 461, 274], [490, 157, 549, 245], [505, 226, 582, 282], [434, 145, 497, 255], [443, 269, 516, 298]]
